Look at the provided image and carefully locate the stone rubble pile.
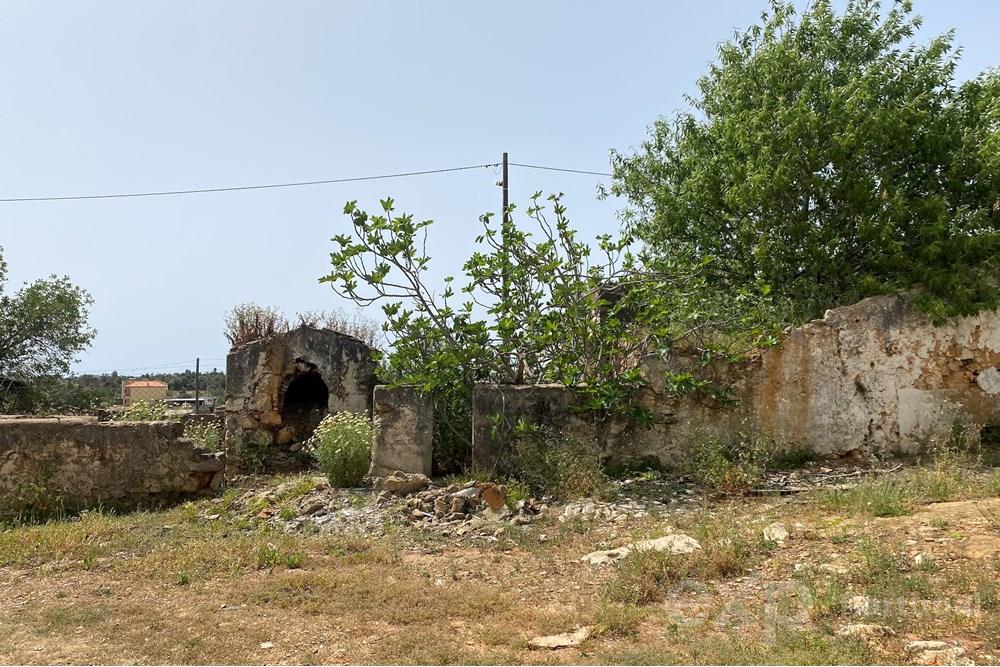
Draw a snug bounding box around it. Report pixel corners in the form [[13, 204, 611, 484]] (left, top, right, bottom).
[[230, 470, 681, 540], [374, 473, 548, 538]]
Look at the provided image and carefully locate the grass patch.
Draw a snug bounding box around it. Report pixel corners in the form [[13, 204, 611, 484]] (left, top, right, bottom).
[[594, 602, 646, 638], [602, 513, 773, 605], [819, 476, 913, 517]]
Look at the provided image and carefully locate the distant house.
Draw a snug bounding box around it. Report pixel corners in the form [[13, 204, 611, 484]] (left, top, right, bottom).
[[122, 380, 168, 406]]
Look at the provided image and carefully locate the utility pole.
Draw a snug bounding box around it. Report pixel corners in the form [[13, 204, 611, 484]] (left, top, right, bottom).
[[501, 152, 509, 226], [194, 357, 200, 414], [499, 152, 522, 382], [500, 151, 510, 305]]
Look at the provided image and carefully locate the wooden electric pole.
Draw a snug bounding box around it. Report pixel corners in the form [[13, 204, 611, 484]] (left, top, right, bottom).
[[501, 152, 509, 226], [194, 357, 200, 414]]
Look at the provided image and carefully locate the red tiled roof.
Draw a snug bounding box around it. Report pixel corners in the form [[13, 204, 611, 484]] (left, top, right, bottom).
[[124, 380, 168, 388]]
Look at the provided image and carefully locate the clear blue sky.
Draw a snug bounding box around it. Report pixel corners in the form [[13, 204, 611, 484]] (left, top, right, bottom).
[[2, 1, 997, 376]]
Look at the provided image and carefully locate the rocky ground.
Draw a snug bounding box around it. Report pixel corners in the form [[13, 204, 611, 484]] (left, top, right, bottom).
[[1, 458, 998, 665]]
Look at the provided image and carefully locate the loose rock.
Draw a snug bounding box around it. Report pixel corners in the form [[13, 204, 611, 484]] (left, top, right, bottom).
[[528, 626, 591, 650], [581, 533, 701, 566], [375, 471, 431, 495], [762, 522, 790, 544]]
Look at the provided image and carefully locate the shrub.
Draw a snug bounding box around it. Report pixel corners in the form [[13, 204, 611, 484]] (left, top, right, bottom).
[[305, 412, 378, 488], [685, 435, 772, 494], [507, 422, 612, 501], [115, 400, 171, 422]]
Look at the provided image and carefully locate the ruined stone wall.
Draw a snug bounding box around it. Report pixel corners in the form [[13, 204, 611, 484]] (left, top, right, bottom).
[[752, 292, 1000, 455], [224, 326, 378, 471], [472, 293, 1000, 469], [0, 417, 225, 515]]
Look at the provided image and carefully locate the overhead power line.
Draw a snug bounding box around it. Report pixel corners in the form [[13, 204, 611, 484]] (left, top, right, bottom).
[[508, 162, 612, 177], [0, 160, 612, 203], [0, 164, 498, 203]]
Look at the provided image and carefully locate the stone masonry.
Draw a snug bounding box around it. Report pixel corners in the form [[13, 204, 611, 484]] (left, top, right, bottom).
[[224, 326, 378, 471], [472, 293, 1000, 470], [0, 416, 225, 515]]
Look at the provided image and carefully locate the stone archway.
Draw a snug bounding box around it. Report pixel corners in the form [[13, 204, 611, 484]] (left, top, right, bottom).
[[279, 371, 329, 445]]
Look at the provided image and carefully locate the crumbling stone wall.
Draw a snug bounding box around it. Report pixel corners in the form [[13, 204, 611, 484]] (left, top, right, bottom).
[[753, 291, 1000, 455], [0, 416, 225, 515], [224, 326, 378, 471], [472, 293, 1000, 469]]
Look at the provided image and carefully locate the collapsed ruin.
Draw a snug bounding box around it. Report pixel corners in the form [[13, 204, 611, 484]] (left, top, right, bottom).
[[224, 325, 378, 471], [2, 292, 997, 518]]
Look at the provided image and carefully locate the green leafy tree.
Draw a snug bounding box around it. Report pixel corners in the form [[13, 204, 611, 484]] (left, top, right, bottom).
[[0, 247, 95, 410], [322, 196, 776, 471], [609, 0, 1000, 322]]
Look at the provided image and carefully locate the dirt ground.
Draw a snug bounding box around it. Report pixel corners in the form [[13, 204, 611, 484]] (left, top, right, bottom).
[[1, 463, 999, 665]]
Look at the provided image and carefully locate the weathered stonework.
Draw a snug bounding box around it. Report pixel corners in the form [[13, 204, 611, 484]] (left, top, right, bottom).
[[753, 291, 1000, 455], [369, 385, 433, 477], [472, 293, 1000, 469], [0, 416, 225, 515], [224, 326, 378, 471]]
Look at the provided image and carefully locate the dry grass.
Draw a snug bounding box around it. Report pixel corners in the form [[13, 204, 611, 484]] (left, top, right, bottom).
[[1, 463, 999, 665]]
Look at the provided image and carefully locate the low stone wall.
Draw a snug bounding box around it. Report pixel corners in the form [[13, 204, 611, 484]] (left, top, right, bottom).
[[471, 293, 1000, 469], [0, 417, 225, 515]]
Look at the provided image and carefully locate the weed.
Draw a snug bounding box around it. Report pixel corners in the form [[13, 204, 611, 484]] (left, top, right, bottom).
[[980, 610, 1000, 651], [184, 420, 223, 451], [602, 548, 678, 605], [284, 553, 304, 569], [115, 399, 173, 422], [256, 543, 281, 569], [684, 435, 771, 494], [979, 501, 1000, 531], [796, 572, 846, 621], [504, 480, 531, 508], [854, 537, 931, 598], [176, 570, 191, 586], [602, 513, 770, 605], [239, 432, 272, 474], [976, 576, 1000, 611], [507, 422, 613, 501]]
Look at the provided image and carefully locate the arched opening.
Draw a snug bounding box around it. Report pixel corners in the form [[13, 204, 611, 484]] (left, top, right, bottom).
[[280, 372, 329, 444]]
